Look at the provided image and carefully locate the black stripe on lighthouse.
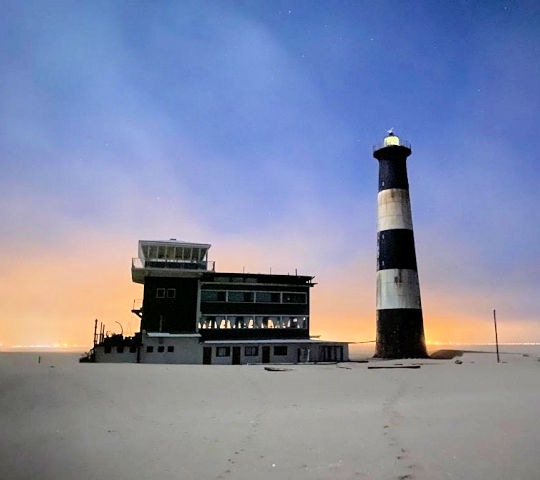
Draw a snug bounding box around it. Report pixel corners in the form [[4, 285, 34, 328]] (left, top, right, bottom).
[[377, 229, 418, 271], [376, 309, 427, 358], [378, 157, 409, 191]]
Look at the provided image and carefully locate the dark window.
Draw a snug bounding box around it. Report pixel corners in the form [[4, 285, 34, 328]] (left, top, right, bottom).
[[216, 347, 231, 357], [255, 292, 281, 303], [117, 346, 124, 353], [167, 346, 174, 352], [274, 346, 288, 356], [158, 346, 165, 353], [156, 288, 165, 298], [104, 345, 111, 354], [201, 290, 226, 302], [245, 346, 259, 356], [227, 291, 254, 302], [146, 346, 154, 353], [129, 346, 136, 353], [166, 288, 176, 298], [282, 292, 306, 304]]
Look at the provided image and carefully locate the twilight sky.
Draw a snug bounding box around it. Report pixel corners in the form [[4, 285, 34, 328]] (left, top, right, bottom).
[[1, 0, 540, 347]]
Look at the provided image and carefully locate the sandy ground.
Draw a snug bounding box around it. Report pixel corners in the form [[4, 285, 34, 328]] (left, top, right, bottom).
[[1, 348, 540, 480]]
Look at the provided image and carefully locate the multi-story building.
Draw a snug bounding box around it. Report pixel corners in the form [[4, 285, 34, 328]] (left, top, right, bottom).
[[89, 240, 349, 364]]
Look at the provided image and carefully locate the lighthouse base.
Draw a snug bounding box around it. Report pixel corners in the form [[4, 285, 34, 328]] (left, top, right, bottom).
[[374, 309, 428, 359]]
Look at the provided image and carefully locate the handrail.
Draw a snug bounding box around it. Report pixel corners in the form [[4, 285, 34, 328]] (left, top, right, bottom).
[[132, 257, 216, 272]]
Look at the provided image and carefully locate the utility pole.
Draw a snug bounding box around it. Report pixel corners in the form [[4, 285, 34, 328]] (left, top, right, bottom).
[[493, 309, 500, 363]]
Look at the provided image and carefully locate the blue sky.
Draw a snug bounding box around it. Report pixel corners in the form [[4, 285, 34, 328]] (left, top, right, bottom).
[[1, 0, 539, 345]]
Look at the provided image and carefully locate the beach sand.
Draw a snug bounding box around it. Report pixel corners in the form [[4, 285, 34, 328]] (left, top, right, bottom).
[[1, 348, 539, 480]]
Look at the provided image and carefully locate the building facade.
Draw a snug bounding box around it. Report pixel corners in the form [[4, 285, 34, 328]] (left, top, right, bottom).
[[89, 240, 349, 364]]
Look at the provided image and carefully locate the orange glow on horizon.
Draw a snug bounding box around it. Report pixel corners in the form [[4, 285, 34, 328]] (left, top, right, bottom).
[[2, 232, 540, 348]]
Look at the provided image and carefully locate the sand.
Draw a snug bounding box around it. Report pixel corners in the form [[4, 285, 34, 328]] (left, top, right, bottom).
[[1, 348, 540, 480]]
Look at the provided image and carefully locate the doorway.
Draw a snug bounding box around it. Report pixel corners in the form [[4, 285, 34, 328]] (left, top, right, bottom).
[[203, 347, 212, 364], [232, 346, 241, 365], [262, 346, 270, 363]]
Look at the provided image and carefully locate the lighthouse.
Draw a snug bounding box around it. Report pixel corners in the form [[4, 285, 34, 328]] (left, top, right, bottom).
[[373, 132, 428, 358]]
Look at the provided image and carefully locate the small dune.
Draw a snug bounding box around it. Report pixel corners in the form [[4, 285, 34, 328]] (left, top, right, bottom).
[[430, 349, 464, 359]]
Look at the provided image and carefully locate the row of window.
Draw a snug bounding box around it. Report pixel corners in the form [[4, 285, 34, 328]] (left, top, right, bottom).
[[104, 345, 289, 357], [154, 289, 307, 303], [104, 345, 175, 354], [216, 346, 287, 357], [198, 315, 308, 330], [201, 290, 306, 304]]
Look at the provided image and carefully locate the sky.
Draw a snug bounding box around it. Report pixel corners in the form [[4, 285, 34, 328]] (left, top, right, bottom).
[[1, 0, 540, 348]]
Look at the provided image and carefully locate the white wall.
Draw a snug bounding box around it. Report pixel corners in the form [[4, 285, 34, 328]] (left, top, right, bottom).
[[140, 336, 202, 364]]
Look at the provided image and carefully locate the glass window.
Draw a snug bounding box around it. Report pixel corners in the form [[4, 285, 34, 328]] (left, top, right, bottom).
[[282, 292, 306, 304], [255, 291, 281, 303], [104, 345, 111, 354], [227, 291, 254, 302], [146, 346, 154, 353], [274, 346, 288, 356], [158, 346, 165, 353], [245, 346, 259, 356], [167, 346, 174, 352], [167, 288, 176, 298], [129, 346, 136, 353], [117, 346, 124, 353], [156, 288, 165, 298], [216, 347, 231, 357], [201, 290, 226, 302]]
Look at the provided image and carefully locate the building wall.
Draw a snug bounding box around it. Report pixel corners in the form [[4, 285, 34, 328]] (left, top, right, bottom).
[[206, 342, 349, 365], [139, 336, 202, 364], [94, 340, 348, 364], [141, 277, 199, 333]]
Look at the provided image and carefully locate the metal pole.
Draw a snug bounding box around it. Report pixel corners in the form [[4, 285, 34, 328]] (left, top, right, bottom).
[[93, 319, 98, 347], [493, 309, 500, 363]]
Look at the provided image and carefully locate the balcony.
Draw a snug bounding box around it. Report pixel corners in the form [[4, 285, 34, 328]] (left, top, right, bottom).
[[372, 139, 411, 152], [132, 257, 215, 271]]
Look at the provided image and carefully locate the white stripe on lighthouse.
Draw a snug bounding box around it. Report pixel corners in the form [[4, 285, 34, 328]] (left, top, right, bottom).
[[376, 269, 421, 310], [377, 188, 413, 232]]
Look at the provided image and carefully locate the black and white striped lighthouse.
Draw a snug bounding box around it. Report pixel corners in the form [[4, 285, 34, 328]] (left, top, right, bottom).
[[373, 132, 428, 358]]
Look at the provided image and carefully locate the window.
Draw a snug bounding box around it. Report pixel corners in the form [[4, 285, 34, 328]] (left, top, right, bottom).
[[167, 346, 174, 352], [104, 345, 111, 354], [156, 288, 165, 298], [167, 288, 176, 298], [255, 291, 281, 303], [216, 347, 231, 357], [282, 292, 306, 304], [274, 346, 288, 356], [117, 346, 124, 353], [129, 346, 136, 353], [158, 346, 165, 353], [245, 346, 259, 356], [146, 346, 154, 353], [227, 291, 254, 302], [201, 290, 226, 302]]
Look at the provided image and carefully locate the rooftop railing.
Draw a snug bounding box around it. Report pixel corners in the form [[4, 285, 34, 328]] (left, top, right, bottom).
[[372, 139, 411, 152], [132, 257, 216, 272]]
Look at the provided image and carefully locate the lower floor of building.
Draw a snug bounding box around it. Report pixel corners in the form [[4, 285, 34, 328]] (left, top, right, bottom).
[[88, 332, 349, 365]]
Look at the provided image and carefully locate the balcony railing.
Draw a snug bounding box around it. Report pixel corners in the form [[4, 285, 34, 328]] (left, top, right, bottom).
[[132, 257, 216, 272], [372, 139, 411, 152]]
